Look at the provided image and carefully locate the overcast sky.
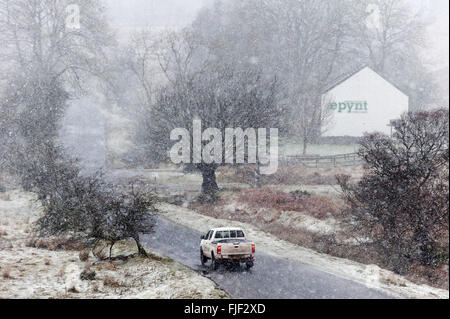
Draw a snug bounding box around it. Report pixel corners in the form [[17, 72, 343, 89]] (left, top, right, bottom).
[[105, 0, 209, 28], [104, 0, 448, 69], [104, 0, 448, 27]]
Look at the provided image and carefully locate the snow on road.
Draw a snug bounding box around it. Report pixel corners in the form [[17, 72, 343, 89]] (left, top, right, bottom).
[[145, 217, 390, 299], [157, 203, 449, 299]]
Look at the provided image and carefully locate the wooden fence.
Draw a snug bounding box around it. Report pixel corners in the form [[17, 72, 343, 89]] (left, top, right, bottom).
[[280, 152, 363, 167]]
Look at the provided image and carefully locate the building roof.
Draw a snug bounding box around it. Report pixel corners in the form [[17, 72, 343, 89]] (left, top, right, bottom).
[[322, 66, 408, 97], [322, 66, 367, 93]]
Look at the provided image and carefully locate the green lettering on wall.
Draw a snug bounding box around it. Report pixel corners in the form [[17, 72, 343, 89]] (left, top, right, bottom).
[[329, 100, 368, 113]]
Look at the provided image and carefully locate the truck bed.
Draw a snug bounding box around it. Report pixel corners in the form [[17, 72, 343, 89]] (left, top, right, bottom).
[[214, 239, 253, 257]]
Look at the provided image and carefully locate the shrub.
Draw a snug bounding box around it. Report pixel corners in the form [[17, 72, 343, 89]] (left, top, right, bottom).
[[30, 237, 85, 251], [36, 176, 158, 258], [2, 269, 13, 279], [80, 270, 96, 281], [79, 250, 90, 262], [218, 165, 359, 186], [93, 243, 108, 260], [20, 141, 158, 258], [261, 166, 338, 185], [103, 276, 121, 287], [196, 190, 220, 204], [338, 109, 449, 273], [238, 189, 342, 219]]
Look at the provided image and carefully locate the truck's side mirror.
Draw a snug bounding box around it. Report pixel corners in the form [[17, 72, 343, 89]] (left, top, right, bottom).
[[201, 235, 205, 240]]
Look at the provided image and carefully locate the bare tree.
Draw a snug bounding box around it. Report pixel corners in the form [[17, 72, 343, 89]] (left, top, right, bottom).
[[0, 74, 68, 176], [293, 93, 334, 155], [22, 141, 158, 258], [193, 0, 354, 154], [348, 0, 439, 110], [136, 64, 282, 195], [350, 0, 426, 74], [152, 29, 211, 87], [193, 0, 442, 138], [271, 0, 352, 154], [0, 0, 113, 91], [0, 0, 113, 176]]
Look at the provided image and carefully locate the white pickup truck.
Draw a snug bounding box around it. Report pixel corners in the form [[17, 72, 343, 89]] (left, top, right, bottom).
[[200, 227, 255, 270]]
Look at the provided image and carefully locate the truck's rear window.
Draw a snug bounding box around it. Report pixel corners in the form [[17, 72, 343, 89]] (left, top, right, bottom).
[[215, 230, 245, 239]]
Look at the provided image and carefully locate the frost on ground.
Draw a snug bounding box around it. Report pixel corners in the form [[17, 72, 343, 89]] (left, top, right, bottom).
[[207, 191, 341, 236], [158, 202, 449, 300], [0, 191, 228, 299]]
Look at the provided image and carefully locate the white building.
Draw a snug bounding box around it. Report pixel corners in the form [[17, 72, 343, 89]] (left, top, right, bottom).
[[322, 67, 409, 137]]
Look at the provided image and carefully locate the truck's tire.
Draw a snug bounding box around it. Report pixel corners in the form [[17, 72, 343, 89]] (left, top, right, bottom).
[[200, 249, 207, 266], [210, 253, 218, 271], [245, 261, 254, 270]]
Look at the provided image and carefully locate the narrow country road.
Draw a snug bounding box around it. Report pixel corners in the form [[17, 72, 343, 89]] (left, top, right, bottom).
[[142, 217, 392, 299]]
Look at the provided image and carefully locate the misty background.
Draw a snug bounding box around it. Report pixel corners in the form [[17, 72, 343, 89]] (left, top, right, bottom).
[[57, 0, 449, 170], [0, 0, 448, 293], [105, 0, 448, 70]]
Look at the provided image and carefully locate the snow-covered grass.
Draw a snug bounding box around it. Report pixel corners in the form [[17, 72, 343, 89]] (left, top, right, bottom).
[[217, 165, 364, 187], [113, 168, 346, 199], [228, 196, 340, 235], [113, 165, 362, 199], [157, 202, 449, 299], [0, 191, 228, 299]]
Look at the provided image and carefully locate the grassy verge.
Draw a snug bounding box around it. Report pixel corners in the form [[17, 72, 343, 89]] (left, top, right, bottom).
[[0, 190, 229, 299], [190, 188, 449, 291]]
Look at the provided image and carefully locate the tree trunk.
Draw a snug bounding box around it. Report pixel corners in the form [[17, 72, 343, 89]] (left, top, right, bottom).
[[303, 138, 308, 155], [201, 165, 219, 194], [109, 242, 115, 260], [254, 161, 261, 189], [133, 236, 148, 257]]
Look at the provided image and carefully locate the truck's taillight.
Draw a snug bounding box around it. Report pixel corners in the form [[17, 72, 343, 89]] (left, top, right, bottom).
[[217, 245, 222, 255], [251, 244, 255, 254]]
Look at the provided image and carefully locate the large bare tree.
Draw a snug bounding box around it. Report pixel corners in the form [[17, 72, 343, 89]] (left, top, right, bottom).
[[0, 0, 113, 175], [348, 0, 439, 110], [0, 0, 113, 91], [136, 63, 282, 195], [192, 0, 441, 145], [192, 0, 355, 154], [271, 0, 351, 154]]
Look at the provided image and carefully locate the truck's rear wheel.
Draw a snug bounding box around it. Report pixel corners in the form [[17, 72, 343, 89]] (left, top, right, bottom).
[[200, 249, 207, 266], [245, 261, 254, 270], [210, 253, 218, 270]]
